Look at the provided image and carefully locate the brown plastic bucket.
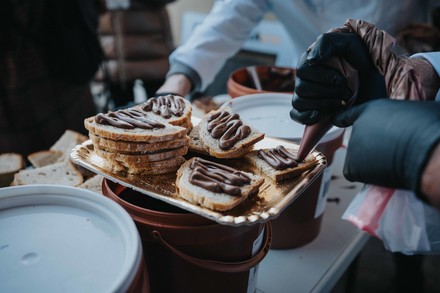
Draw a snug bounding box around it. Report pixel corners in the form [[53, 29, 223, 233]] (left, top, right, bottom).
[[270, 129, 344, 249], [270, 171, 324, 249], [102, 179, 271, 293]]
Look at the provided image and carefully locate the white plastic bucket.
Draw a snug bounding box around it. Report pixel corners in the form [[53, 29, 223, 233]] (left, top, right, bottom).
[[0, 185, 149, 292]]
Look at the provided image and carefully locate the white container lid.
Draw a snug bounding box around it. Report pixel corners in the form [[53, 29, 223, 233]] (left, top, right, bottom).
[[0, 185, 142, 293], [222, 93, 344, 143]]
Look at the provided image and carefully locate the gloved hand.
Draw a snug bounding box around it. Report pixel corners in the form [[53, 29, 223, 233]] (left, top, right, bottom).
[[333, 98, 440, 197], [290, 31, 386, 125]]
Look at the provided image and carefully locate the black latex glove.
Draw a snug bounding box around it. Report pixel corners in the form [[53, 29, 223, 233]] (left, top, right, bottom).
[[333, 99, 440, 196], [290, 32, 387, 125]]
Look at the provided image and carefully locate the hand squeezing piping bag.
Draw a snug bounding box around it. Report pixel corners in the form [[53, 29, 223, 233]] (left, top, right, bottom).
[[296, 57, 359, 162]]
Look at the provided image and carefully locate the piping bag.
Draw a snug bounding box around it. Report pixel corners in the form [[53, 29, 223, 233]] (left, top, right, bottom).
[[296, 57, 359, 161]]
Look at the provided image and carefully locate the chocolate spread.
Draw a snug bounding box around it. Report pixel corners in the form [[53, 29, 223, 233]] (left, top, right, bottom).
[[142, 94, 185, 118], [95, 108, 165, 129], [207, 110, 251, 150], [189, 157, 251, 196], [258, 145, 298, 170]]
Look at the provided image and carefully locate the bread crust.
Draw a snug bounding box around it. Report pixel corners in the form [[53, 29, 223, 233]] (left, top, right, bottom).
[[90, 133, 189, 154], [95, 146, 188, 165], [102, 155, 186, 174]]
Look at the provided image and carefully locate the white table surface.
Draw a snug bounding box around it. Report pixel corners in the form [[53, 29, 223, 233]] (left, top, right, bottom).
[[256, 146, 369, 293]]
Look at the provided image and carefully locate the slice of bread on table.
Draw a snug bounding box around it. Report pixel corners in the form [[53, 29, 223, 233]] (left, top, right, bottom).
[[11, 160, 83, 186], [27, 150, 64, 168], [0, 153, 26, 187], [176, 157, 264, 211], [78, 174, 104, 194], [198, 108, 264, 159], [51, 129, 88, 153], [244, 146, 317, 182]]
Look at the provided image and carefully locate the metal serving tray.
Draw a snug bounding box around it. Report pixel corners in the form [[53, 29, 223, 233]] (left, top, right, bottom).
[[71, 130, 326, 227]]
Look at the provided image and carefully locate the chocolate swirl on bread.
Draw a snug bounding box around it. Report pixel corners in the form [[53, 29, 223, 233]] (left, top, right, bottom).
[[189, 157, 251, 196]]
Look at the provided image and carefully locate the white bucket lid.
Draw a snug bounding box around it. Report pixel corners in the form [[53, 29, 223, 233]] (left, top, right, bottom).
[[0, 185, 142, 293], [222, 93, 344, 143]]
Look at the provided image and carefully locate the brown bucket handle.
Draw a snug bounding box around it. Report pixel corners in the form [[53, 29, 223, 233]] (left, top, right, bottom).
[[151, 222, 272, 273]]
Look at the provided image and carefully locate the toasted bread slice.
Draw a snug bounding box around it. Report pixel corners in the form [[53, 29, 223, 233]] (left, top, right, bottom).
[[78, 174, 104, 194], [28, 150, 64, 168], [90, 133, 189, 154], [101, 155, 186, 175], [0, 153, 26, 187], [95, 146, 188, 165], [136, 94, 192, 127], [188, 125, 209, 155], [176, 157, 264, 211], [51, 129, 88, 153], [84, 115, 186, 143], [11, 160, 83, 187], [198, 108, 264, 159], [244, 147, 317, 182]]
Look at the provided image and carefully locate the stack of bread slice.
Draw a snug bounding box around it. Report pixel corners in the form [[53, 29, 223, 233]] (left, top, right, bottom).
[[85, 95, 192, 175]]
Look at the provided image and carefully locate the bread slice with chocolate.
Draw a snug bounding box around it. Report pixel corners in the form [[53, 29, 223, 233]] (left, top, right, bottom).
[[136, 94, 192, 129], [84, 108, 187, 143], [198, 108, 264, 159], [176, 157, 264, 211], [244, 145, 317, 182]]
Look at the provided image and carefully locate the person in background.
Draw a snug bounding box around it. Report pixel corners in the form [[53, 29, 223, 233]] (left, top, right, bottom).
[[289, 19, 440, 293], [93, 0, 176, 109], [0, 0, 103, 156], [156, 0, 439, 99]]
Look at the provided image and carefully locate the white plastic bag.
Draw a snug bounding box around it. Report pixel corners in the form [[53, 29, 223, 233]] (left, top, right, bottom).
[[342, 185, 440, 255]]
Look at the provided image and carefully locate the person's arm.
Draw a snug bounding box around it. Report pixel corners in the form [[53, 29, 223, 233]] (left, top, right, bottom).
[[290, 21, 440, 126], [421, 143, 440, 209], [159, 0, 269, 96], [332, 99, 440, 210], [410, 52, 440, 100]]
